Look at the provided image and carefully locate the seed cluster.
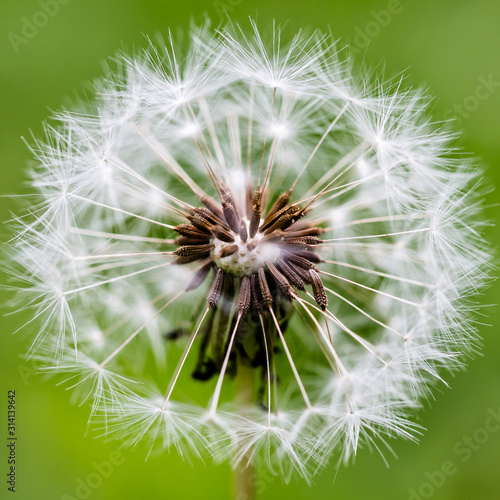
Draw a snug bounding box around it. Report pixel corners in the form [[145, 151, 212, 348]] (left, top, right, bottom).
[[174, 184, 328, 314]]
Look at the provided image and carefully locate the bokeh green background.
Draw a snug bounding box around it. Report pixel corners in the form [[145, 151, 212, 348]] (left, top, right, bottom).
[[1, 1, 499, 499]]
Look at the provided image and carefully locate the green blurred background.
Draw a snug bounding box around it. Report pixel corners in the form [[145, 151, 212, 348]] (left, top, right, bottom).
[[1, 0, 499, 499]]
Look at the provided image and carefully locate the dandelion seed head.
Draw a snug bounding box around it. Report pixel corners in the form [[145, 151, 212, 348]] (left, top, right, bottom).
[[6, 20, 491, 479]]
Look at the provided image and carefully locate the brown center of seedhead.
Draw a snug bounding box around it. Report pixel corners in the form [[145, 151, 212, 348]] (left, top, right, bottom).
[[174, 184, 327, 311], [171, 182, 328, 384]]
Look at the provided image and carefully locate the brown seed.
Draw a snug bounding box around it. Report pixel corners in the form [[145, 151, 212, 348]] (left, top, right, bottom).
[[197, 207, 223, 224], [257, 267, 273, 306], [188, 215, 212, 232], [236, 276, 251, 313], [277, 258, 306, 290], [239, 220, 248, 242], [282, 236, 320, 247], [283, 226, 323, 238], [247, 240, 259, 252], [286, 260, 313, 284], [176, 243, 214, 257], [222, 200, 240, 234], [207, 268, 224, 308], [175, 223, 210, 238], [189, 207, 224, 232], [309, 269, 328, 310], [260, 204, 290, 233], [245, 182, 254, 219], [249, 189, 262, 238], [284, 251, 316, 270], [262, 205, 303, 234], [186, 260, 213, 291], [266, 190, 291, 219], [266, 261, 294, 299], [199, 194, 224, 218], [292, 249, 322, 264], [278, 206, 306, 232], [250, 272, 261, 310], [219, 244, 239, 258], [175, 244, 214, 264], [175, 235, 210, 246], [212, 225, 235, 243]]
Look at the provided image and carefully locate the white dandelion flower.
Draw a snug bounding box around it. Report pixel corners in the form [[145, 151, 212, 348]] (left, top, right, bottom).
[[6, 20, 491, 492]]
